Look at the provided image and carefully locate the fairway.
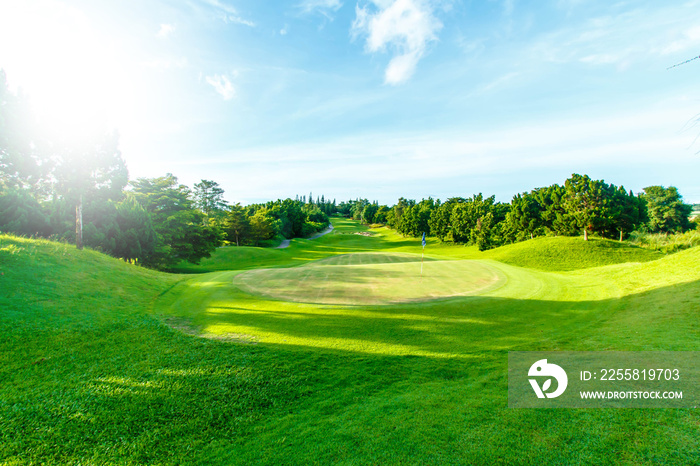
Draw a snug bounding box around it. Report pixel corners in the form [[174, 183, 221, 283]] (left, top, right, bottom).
[[3, 218, 700, 465], [233, 252, 505, 304]]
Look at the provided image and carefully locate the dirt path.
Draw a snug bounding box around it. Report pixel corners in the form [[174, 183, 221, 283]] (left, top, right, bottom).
[[308, 223, 334, 239], [275, 223, 334, 249], [275, 239, 291, 249]]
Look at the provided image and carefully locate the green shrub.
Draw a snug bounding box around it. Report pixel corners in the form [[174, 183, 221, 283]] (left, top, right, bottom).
[[627, 230, 700, 254]]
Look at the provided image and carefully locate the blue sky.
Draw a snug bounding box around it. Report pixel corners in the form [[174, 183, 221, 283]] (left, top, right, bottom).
[[1, 0, 700, 205]]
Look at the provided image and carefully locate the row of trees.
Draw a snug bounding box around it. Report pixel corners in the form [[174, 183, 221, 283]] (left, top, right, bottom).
[[0, 168, 330, 269], [295, 193, 337, 217], [337, 199, 390, 224], [0, 71, 329, 268], [225, 198, 329, 247], [351, 174, 693, 251]]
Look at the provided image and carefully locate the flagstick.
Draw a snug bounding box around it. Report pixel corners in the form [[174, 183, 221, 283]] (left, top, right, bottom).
[[420, 246, 424, 277]]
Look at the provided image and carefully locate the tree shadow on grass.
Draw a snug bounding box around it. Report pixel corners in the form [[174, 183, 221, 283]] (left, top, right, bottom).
[[187, 279, 700, 358], [6, 279, 700, 464], [6, 299, 699, 465]]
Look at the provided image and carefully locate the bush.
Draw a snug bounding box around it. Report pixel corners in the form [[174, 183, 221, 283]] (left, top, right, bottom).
[[627, 230, 700, 254], [0, 186, 51, 237]]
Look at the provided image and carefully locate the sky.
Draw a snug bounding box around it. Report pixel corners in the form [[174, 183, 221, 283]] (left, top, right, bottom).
[[1, 0, 700, 205]]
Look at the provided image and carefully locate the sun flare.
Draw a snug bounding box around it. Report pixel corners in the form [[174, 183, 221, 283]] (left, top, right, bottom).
[[0, 0, 135, 144]]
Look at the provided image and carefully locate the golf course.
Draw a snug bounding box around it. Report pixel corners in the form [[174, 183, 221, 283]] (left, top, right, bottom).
[[2, 217, 699, 464]]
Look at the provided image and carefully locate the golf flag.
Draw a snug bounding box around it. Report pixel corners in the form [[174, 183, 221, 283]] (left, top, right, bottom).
[[422, 232, 426, 248]]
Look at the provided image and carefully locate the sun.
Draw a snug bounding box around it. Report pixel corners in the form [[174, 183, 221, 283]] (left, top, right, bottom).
[[0, 0, 136, 144]]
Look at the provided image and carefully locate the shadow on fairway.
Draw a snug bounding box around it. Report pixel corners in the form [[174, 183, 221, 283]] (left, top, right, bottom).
[[161, 279, 700, 357], [135, 277, 700, 462]]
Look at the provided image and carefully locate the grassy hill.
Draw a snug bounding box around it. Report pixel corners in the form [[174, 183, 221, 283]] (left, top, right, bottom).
[[482, 236, 663, 271], [2, 223, 700, 465]]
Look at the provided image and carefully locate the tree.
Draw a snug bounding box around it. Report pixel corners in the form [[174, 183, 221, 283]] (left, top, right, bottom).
[[450, 194, 494, 243], [362, 203, 378, 224], [225, 203, 251, 246], [562, 174, 616, 240], [0, 70, 48, 192], [533, 185, 571, 236], [1, 70, 129, 250], [130, 174, 222, 268], [81, 198, 120, 254], [390, 197, 412, 229], [249, 209, 277, 245], [374, 205, 389, 224], [398, 198, 435, 237], [612, 188, 647, 240], [113, 196, 156, 262], [350, 199, 370, 221], [385, 208, 396, 227], [483, 201, 510, 247], [268, 199, 305, 238], [474, 212, 495, 251], [430, 198, 463, 241], [397, 204, 418, 236], [336, 200, 352, 217], [193, 179, 227, 219], [641, 186, 692, 233], [304, 203, 329, 225], [505, 193, 542, 241], [0, 184, 51, 237], [54, 131, 128, 249]]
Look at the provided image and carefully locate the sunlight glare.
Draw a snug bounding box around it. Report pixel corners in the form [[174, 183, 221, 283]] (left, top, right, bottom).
[[0, 0, 136, 144]]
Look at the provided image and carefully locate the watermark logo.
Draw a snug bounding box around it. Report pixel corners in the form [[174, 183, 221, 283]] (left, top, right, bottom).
[[509, 352, 698, 408], [528, 359, 568, 399]]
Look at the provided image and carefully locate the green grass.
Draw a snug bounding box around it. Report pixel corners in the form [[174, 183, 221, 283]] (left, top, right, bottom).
[[2, 220, 700, 465], [172, 218, 663, 273], [482, 236, 663, 271], [171, 217, 376, 273], [233, 253, 503, 305]]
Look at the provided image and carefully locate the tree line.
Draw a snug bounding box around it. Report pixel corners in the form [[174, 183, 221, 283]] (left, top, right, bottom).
[[348, 174, 693, 250], [0, 71, 329, 269], [2, 69, 695, 263]]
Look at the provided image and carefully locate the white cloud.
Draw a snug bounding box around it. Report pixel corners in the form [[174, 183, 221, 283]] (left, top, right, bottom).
[[528, 5, 700, 70], [227, 15, 255, 27], [658, 25, 700, 56], [199, 0, 255, 26], [298, 0, 343, 19], [157, 23, 175, 38], [200, 0, 236, 14], [206, 74, 236, 100], [352, 0, 442, 85], [160, 97, 700, 205]]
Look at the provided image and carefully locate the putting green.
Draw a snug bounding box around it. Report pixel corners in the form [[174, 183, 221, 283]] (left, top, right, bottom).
[[233, 252, 506, 305]]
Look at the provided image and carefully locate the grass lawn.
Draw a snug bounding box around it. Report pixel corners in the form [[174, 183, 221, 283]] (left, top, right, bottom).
[[1, 218, 699, 464]]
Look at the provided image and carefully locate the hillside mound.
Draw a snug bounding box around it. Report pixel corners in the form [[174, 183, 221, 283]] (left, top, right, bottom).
[[0, 234, 177, 324], [483, 236, 663, 271]]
